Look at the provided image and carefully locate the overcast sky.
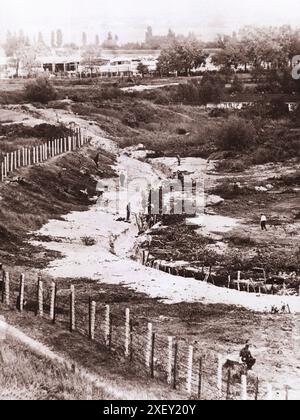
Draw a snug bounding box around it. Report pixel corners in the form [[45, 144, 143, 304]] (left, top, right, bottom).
[[1, 0, 300, 44]]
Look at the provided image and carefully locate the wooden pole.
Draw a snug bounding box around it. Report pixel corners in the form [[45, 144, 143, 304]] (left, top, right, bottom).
[[124, 308, 130, 357], [285, 385, 289, 401], [145, 322, 153, 368], [198, 357, 203, 399], [89, 299, 96, 341], [255, 377, 259, 400], [173, 342, 178, 390], [226, 369, 231, 400], [19, 274, 25, 312], [104, 305, 110, 346], [37, 277, 43, 317], [186, 345, 194, 395], [70, 285, 75, 332], [167, 336, 173, 385], [3, 272, 10, 306], [150, 332, 156, 378], [50, 281, 56, 322], [129, 320, 133, 362]]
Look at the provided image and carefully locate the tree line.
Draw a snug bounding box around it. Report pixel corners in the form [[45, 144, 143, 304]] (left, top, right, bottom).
[[157, 25, 300, 76]]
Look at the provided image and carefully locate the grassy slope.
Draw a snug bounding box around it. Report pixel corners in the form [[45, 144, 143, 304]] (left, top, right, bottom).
[[0, 338, 113, 400], [0, 143, 116, 266]]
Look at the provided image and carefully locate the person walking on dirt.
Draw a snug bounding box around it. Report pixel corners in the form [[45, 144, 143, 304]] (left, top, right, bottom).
[[240, 344, 256, 370], [260, 214, 268, 231]]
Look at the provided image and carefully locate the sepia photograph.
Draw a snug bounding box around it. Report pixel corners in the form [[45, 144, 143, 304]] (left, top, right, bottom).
[[0, 0, 299, 405]]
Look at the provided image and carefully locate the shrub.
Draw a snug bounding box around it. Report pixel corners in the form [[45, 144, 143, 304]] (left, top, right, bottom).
[[216, 159, 247, 173], [251, 147, 275, 165], [122, 112, 138, 128], [268, 97, 289, 118], [81, 236, 96, 246], [217, 117, 256, 151], [24, 77, 57, 104]]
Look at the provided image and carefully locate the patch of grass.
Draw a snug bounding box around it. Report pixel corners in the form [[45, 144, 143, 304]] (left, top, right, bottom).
[[0, 339, 111, 400]]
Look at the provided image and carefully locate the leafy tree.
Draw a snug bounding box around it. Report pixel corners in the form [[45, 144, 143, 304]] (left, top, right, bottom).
[[4, 33, 32, 77], [157, 40, 207, 76], [137, 62, 149, 78]]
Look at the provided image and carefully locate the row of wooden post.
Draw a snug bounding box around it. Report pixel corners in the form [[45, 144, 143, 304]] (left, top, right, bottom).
[[0, 128, 89, 182], [146, 261, 300, 297], [1, 274, 289, 400]]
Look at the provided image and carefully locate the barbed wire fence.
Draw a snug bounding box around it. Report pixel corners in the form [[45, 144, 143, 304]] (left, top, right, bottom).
[[0, 271, 292, 401]]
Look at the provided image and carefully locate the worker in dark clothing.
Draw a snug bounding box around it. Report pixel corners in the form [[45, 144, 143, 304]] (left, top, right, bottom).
[[126, 202, 131, 222], [240, 344, 256, 370]]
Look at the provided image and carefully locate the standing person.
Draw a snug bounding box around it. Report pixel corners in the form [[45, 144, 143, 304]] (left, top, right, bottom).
[[176, 155, 181, 167], [126, 202, 131, 223], [260, 214, 268, 231]]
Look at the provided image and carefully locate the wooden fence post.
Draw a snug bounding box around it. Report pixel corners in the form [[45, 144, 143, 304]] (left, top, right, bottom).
[[237, 271, 241, 291], [151, 332, 156, 378], [255, 377, 259, 400], [70, 285, 75, 332], [217, 354, 223, 399], [167, 336, 173, 385], [198, 357, 203, 399], [285, 385, 289, 401], [89, 299, 96, 341], [124, 308, 130, 357], [226, 369, 231, 400], [37, 277, 43, 317], [186, 345, 194, 395], [241, 375, 248, 400], [3, 272, 10, 306], [50, 281, 56, 322], [104, 305, 110, 346], [145, 322, 153, 368], [173, 342, 178, 390], [19, 274, 25, 312]]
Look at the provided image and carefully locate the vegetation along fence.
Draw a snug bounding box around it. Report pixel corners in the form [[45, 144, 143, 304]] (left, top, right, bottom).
[[0, 127, 89, 182], [0, 271, 294, 400]]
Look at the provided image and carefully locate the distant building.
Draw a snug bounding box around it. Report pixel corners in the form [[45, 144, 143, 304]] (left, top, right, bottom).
[[39, 55, 80, 73]]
